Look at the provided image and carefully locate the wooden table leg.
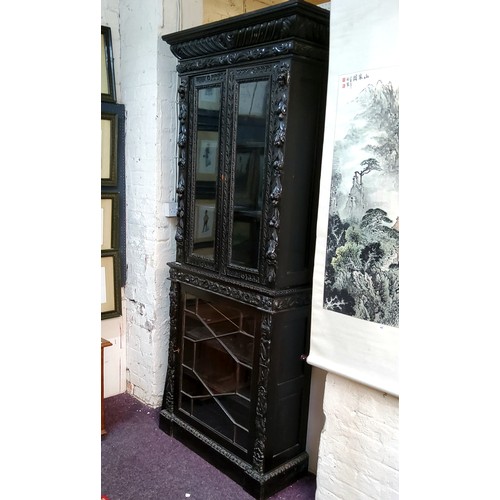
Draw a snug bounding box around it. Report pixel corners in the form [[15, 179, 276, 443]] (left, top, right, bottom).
[[101, 338, 113, 436]]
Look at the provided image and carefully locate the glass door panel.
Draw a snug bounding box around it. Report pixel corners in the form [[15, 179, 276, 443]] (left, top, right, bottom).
[[231, 80, 270, 269], [179, 290, 260, 453], [192, 86, 221, 260]]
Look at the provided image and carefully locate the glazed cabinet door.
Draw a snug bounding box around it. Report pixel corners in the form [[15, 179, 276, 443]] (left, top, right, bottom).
[[224, 64, 273, 284], [183, 64, 276, 286], [176, 284, 261, 460], [185, 72, 226, 271]]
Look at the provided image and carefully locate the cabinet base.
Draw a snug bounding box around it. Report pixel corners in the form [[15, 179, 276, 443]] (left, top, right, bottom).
[[159, 410, 309, 500]]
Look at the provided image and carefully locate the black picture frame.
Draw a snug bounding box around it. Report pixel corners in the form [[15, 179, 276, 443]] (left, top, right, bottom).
[[194, 199, 216, 244], [101, 192, 120, 251], [101, 250, 122, 320], [101, 102, 127, 284], [101, 111, 118, 186], [101, 26, 117, 103]]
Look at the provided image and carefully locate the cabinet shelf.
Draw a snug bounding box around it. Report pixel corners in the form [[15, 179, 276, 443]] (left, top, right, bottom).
[[181, 365, 251, 399]]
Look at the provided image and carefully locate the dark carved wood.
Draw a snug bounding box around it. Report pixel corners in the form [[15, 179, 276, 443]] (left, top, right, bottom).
[[159, 409, 309, 486], [168, 263, 311, 312], [160, 2, 329, 498], [166, 5, 329, 65], [174, 40, 329, 74], [175, 77, 188, 261], [162, 280, 179, 415], [253, 313, 272, 472], [265, 61, 289, 284]]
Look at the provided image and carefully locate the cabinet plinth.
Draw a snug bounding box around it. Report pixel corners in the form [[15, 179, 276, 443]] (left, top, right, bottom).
[[160, 2, 329, 498]]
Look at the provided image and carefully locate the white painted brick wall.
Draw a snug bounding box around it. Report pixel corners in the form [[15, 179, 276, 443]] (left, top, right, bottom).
[[119, 0, 178, 407], [316, 374, 399, 499]]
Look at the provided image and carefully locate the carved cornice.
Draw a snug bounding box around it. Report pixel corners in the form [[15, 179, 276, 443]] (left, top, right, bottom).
[[165, 12, 329, 62], [171, 16, 295, 59], [175, 40, 329, 74], [176, 41, 290, 74]]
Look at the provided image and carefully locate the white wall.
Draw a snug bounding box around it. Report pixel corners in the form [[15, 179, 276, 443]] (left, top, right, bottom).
[[307, 366, 327, 474], [101, 0, 121, 102], [317, 374, 399, 499], [101, 0, 127, 398], [101, 301, 127, 397], [118, 0, 179, 407]]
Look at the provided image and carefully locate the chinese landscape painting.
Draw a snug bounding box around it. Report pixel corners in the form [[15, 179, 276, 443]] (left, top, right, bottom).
[[323, 68, 399, 328]]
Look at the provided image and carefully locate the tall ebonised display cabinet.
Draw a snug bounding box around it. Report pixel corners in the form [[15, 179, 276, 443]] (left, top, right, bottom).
[[159, 1, 329, 498]]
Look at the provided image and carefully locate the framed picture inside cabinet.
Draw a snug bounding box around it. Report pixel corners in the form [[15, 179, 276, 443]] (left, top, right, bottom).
[[194, 200, 216, 244], [101, 112, 118, 186], [101, 193, 119, 250], [196, 131, 218, 181], [101, 26, 116, 103], [101, 251, 121, 320], [198, 87, 220, 110]]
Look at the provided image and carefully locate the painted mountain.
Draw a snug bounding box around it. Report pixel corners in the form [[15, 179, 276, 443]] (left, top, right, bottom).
[[323, 74, 399, 327]]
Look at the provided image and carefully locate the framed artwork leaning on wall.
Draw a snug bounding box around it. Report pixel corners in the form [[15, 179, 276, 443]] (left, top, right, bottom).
[[101, 193, 119, 251], [101, 25, 116, 103], [101, 111, 118, 186], [101, 250, 121, 320]]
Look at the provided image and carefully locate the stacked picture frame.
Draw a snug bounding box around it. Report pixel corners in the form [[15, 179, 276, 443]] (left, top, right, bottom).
[[101, 26, 125, 320], [101, 26, 116, 103]]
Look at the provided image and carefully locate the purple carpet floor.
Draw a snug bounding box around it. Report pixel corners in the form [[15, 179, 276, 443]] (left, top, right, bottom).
[[101, 392, 316, 500]]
